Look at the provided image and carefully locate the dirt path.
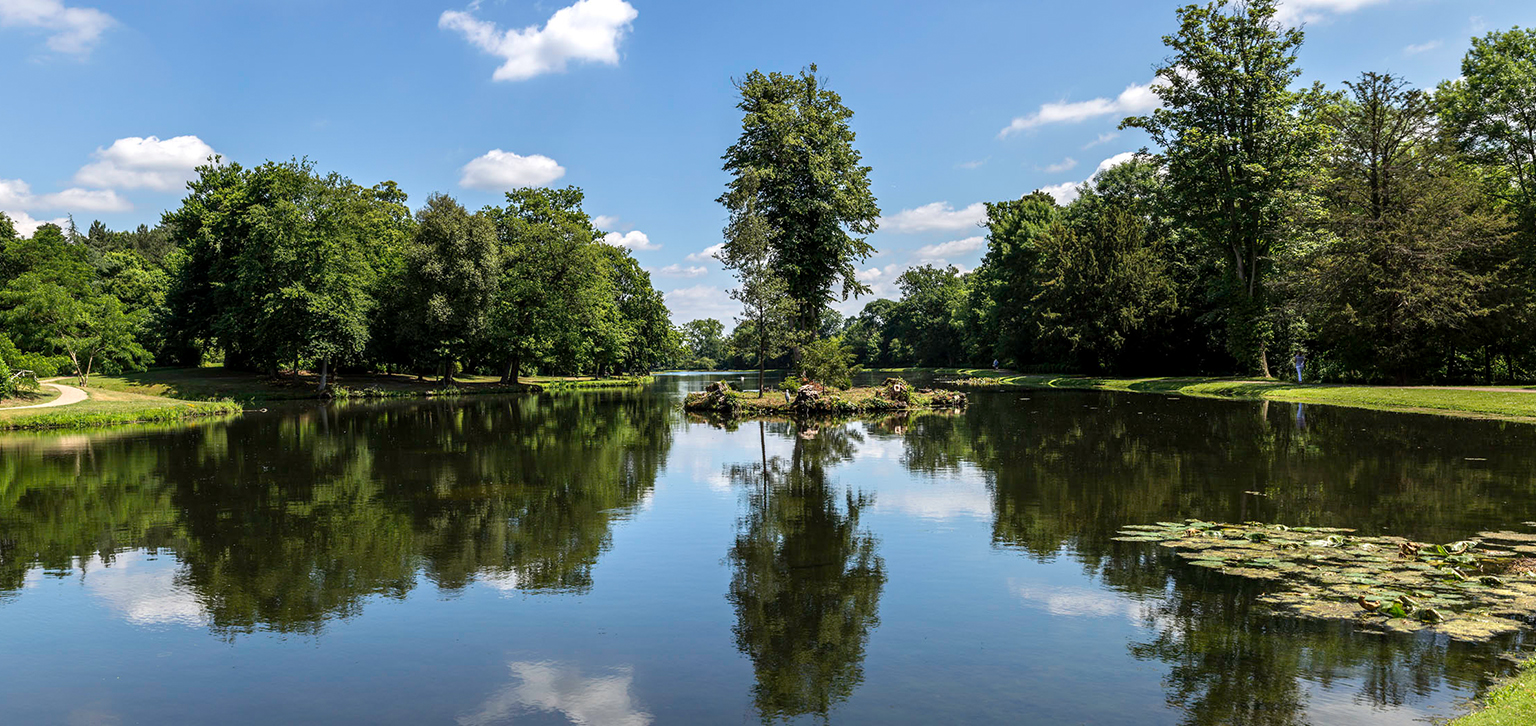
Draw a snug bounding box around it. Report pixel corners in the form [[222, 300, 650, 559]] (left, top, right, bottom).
[[0, 382, 89, 410]]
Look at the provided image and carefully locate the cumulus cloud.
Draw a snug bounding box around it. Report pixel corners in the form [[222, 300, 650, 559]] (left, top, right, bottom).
[[592, 214, 620, 229], [916, 236, 986, 261], [440, 0, 638, 82], [880, 201, 986, 233], [1404, 40, 1441, 55], [652, 263, 706, 278], [685, 243, 724, 263], [1275, 0, 1391, 26], [665, 284, 740, 324], [1036, 152, 1137, 204], [0, 177, 130, 214], [459, 149, 566, 190], [2, 210, 69, 237], [73, 135, 217, 192], [0, 0, 114, 55], [999, 79, 1161, 138], [1040, 157, 1078, 174], [602, 230, 657, 251]]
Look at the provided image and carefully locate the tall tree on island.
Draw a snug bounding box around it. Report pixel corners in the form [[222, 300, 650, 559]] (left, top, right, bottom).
[[718, 169, 795, 395], [720, 65, 880, 355], [1122, 0, 1327, 377]]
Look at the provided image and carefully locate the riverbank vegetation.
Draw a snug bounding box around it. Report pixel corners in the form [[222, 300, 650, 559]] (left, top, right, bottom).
[[685, 377, 966, 418], [680, 3, 1536, 389], [0, 167, 674, 397], [0, 383, 239, 431]]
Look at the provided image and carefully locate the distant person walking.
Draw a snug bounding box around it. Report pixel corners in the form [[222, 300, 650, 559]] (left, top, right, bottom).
[[1293, 351, 1306, 383], [992, 359, 999, 370]]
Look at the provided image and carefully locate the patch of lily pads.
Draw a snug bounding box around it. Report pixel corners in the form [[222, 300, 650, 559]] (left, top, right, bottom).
[[1115, 520, 1536, 641]]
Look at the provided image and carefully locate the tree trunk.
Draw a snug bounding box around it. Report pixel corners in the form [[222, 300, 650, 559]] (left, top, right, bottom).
[[442, 356, 455, 385], [757, 338, 767, 399], [1256, 341, 1271, 379], [500, 352, 520, 385], [316, 359, 329, 394]]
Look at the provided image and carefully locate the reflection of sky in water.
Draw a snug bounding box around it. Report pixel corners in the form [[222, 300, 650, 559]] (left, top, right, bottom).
[[25, 552, 205, 627], [460, 662, 651, 726]]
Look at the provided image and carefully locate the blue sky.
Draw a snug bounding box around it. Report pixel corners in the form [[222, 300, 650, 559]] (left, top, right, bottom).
[[2, 0, 1531, 324]]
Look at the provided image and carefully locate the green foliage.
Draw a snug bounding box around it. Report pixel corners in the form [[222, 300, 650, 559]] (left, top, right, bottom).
[[396, 193, 499, 382], [681, 318, 726, 369], [721, 65, 880, 335], [799, 336, 860, 389], [1123, 0, 1328, 375], [1438, 27, 1536, 228]]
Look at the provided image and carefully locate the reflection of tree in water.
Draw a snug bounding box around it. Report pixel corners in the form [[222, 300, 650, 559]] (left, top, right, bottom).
[[725, 422, 885, 723], [891, 391, 1535, 723], [0, 390, 673, 635]]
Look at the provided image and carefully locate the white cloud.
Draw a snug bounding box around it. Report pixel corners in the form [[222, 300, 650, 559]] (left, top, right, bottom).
[[1404, 40, 1442, 55], [1083, 131, 1119, 149], [1040, 157, 1078, 173], [0, 177, 130, 214], [652, 263, 706, 278], [0, 0, 114, 55], [1275, 0, 1391, 26], [665, 284, 740, 324], [460, 661, 651, 726], [999, 79, 1161, 138], [459, 149, 566, 190], [685, 243, 724, 262], [1037, 182, 1082, 205], [603, 230, 657, 251], [73, 135, 217, 192], [440, 0, 638, 82], [2, 210, 69, 237], [916, 236, 986, 261], [1038, 152, 1137, 205], [592, 214, 620, 229], [957, 159, 987, 170], [880, 201, 986, 233]]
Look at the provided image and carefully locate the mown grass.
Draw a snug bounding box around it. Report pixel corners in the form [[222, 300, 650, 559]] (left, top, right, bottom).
[[942, 370, 1536, 422], [1453, 660, 1536, 726], [0, 384, 241, 431], [86, 368, 650, 402]]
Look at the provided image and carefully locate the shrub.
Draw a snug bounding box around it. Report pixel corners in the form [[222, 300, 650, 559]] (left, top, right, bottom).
[[800, 337, 861, 389]]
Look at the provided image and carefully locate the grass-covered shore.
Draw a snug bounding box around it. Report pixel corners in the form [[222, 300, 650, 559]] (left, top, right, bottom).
[[939, 369, 1536, 422], [0, 383, 241, 431], [1452, 661, 1536, 726], [85, 368, 650, 403]]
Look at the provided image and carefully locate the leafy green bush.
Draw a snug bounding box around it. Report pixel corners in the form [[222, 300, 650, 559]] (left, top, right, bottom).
[[777, 376, 802, 392], [800, 337, 861, 389]]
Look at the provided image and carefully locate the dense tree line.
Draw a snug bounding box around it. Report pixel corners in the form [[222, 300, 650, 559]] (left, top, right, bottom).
[[683, 2, 1536, 385], [0, 159, 674, 391]]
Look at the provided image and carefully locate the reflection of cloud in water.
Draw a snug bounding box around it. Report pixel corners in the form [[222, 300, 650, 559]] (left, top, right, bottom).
[[871, 471, 991, 520], [459, 661, 652, 726], [75, 552, 206, 627], [1010, 580, 1156, 624], [478, 569, 521, 594]]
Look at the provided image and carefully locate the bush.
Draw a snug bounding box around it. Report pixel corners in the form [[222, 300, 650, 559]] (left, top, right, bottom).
[[778, 376, 802, 392], [800, 337, 861, 389]]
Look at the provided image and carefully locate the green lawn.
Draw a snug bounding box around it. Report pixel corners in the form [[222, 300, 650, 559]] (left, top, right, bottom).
[[1453, 662, 1536, 726], [0, 383, 240, 431], [940, 370, 1536, 422]]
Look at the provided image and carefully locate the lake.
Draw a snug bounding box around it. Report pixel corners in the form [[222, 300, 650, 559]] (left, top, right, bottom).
[[1, 371, 1532, 725]]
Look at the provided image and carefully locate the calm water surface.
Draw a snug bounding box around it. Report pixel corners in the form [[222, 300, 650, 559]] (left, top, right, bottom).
[[2, 371, 1534, 725]]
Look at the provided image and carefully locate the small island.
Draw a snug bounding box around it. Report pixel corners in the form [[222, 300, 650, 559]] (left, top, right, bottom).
[[684, 377, 966, 417]]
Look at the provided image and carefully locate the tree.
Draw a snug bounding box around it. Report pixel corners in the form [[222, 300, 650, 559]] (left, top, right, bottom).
[[596, 244, 674, 374], [799, 336, 859, 389], [718, 169, 796, 394], [885, 265, 968, 367], [1438, 28, 1536, 230], [398, 193, 499, 383], [1123, 0, 1327, 376], [483, 186, 611, 382], [0, 281, 149, 385], [681, 318, 726, 369], [1295, 72, 1509, 381], [720, 65, 881, 345], [969, 192, 1060, 366]]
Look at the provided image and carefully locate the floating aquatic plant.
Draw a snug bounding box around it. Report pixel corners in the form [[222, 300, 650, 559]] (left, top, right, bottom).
[[1115, 520, 1536, 641]]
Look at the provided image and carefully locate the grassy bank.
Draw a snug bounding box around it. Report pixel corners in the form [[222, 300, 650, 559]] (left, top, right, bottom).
[[0, 384, 241, 431], [1453, 661, 1536, 726], [87, 368, 648, 403], [942, 369, 1536, 422]]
